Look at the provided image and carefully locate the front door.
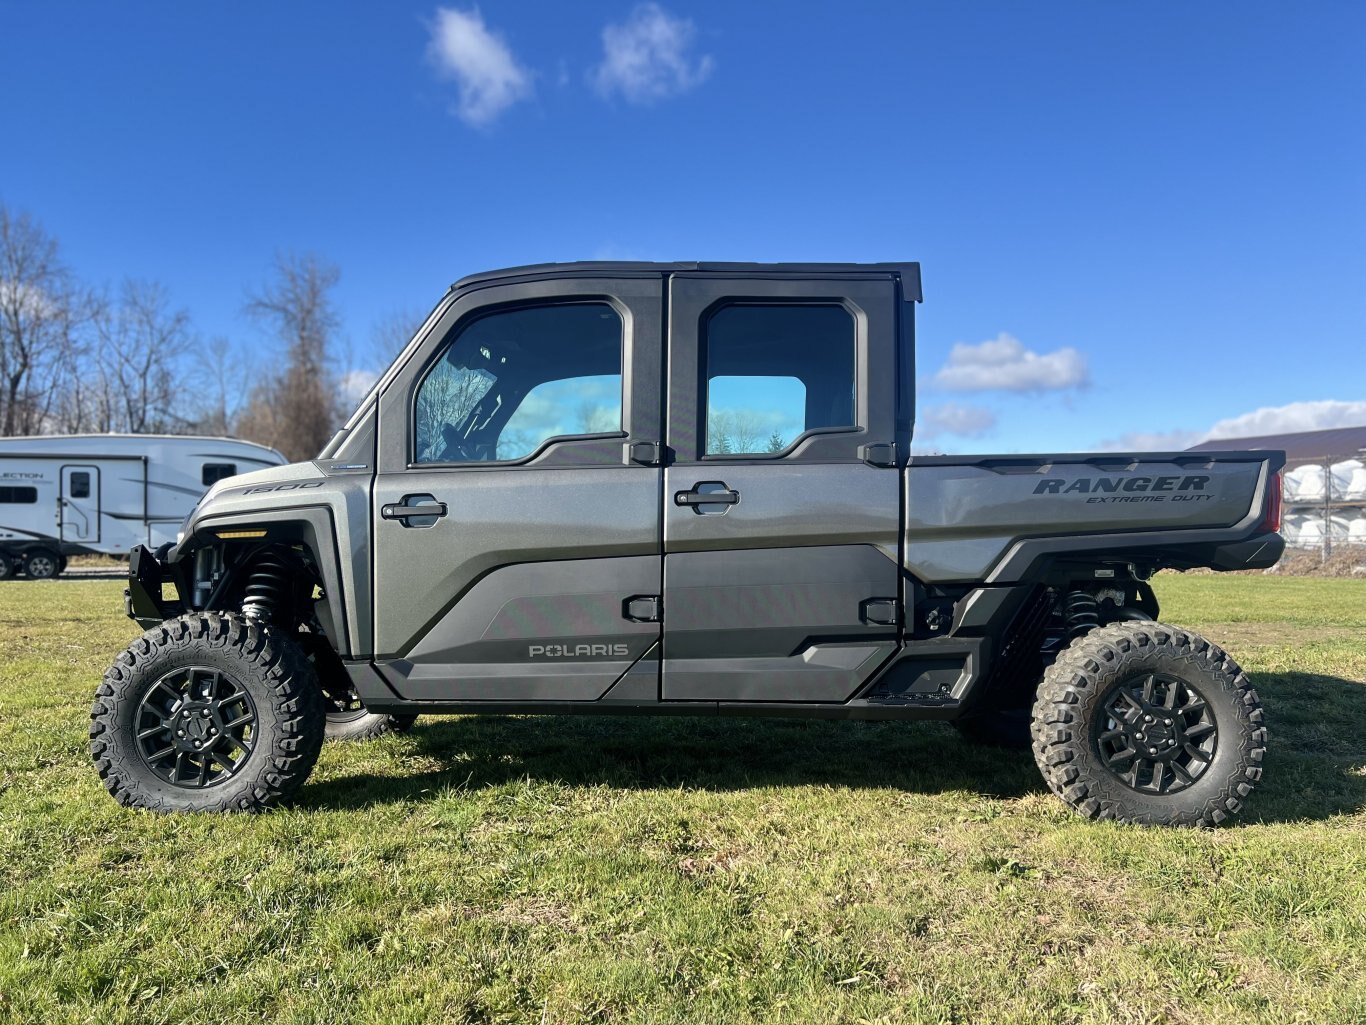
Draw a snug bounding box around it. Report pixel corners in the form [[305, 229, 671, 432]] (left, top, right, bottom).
[[370, 276, 665, 702], [60, 465, 99, 544], [661, 275, 904, 702]]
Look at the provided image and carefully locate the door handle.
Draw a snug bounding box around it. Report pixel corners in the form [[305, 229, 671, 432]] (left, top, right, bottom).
[[674, 482, 740, 507], [381, 494, 447, 525]]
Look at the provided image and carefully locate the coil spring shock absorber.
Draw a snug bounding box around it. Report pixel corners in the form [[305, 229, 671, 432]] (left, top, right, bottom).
[[240, 549, 293, 624], [1063, 590, 1101, 639]]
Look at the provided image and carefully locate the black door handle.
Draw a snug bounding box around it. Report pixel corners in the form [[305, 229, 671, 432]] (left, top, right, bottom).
[[381, 494, 447, 525], [674, 482, 740, 507]]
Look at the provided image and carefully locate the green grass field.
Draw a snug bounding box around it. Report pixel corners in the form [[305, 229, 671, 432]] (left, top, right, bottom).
[[1, 575, 1364, 1024]]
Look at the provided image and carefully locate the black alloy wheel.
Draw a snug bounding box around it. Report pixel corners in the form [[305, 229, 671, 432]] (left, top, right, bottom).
[[1094, 672, 1217, 795], [134, 666, 259, 788]]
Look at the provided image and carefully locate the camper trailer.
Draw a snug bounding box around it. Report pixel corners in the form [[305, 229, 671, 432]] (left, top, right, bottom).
[[0, 434, 285, 579]]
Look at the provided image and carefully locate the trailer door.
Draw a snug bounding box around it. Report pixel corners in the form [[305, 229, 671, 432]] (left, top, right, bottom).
[[60, 465, 100, 544]]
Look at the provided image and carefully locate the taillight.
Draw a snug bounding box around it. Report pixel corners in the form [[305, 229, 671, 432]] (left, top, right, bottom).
[[1262, 471, 1283, 533]]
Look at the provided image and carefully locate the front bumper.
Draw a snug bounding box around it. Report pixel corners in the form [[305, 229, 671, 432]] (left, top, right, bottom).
[[125, 544, 183, 629]]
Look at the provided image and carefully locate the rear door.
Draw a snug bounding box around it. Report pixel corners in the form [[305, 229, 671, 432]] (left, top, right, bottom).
[[370, 275, 665, 702], [661, 275, 904, 702], [60, 464, 99, 544]]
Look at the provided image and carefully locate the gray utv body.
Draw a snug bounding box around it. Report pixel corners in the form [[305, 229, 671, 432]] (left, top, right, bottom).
[[123, 261, 1284, 725]]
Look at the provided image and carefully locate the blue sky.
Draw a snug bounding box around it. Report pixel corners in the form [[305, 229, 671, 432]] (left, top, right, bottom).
[[2, 1, 1362, 452]]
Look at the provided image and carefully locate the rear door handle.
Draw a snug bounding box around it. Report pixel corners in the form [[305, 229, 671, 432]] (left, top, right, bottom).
[[674, 482, 740, 508], [381, 494, 447, 526]]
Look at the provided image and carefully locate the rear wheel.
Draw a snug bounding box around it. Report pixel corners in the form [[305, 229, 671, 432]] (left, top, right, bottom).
[[0, 556, 13, 580], [320, 677, 418, 742], [1031, 621, 1265, 827], [90, 612, 326, 812], [24, 549, 60, 579]]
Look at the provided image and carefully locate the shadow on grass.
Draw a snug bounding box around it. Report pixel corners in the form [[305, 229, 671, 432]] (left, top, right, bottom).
[[301, 713, 1045, 812], [300, 671, 1366, 823], [1246, 671, 1366, 824]]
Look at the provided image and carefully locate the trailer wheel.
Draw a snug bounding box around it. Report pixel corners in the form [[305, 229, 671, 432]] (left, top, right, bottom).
[[89, 612, 326, 812], [24, 549, 60, 579], [0, 556, 14, 580], [1031, 621, 1265, 827]]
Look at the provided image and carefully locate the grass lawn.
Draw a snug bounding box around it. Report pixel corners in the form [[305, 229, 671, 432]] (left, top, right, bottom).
[[1, 574, 1364, 1024]]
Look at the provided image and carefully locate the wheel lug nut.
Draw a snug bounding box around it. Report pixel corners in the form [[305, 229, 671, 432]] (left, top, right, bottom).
[[1164, 719, 1172, 726], [1145, 715, 1154, 723]]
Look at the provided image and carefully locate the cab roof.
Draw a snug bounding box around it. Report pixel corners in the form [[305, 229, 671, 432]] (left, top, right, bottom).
[[452, 261, 922, 302]]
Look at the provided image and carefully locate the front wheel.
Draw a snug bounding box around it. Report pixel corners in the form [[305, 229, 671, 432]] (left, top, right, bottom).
[[90, 613, 326, 812], [1031, 621, 1265, 827]]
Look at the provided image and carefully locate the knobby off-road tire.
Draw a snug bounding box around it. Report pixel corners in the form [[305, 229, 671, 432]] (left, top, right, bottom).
[[324, 707, 418, 743], [90, 612, 326, 812], [1031, 621, 1265, 827]]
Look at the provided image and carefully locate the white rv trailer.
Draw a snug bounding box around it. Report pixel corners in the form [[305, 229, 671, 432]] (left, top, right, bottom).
[[0, 434, 285, 579]]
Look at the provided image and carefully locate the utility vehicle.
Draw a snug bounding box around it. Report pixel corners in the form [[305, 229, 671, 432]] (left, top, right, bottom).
[[90, 262, 1283, 824]]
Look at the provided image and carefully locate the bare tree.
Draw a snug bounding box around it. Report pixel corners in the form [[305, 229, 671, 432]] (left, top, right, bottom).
[[370, 307, 429, 364], [415, 360, 492, 461], [707, 408, 763, 454], [97, 280, 194, 432], [0, 205, 94, 435], [194, 337, 245, 436], [238, 253, 343, 460]]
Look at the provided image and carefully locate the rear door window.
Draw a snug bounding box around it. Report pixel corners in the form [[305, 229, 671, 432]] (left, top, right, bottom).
[[703, 304, 856, 456]]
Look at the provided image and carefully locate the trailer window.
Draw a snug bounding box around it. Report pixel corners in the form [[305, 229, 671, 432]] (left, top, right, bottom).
[[0, 486, 38, 504], [69, 472, 91, 498], [202, 463, 238, 486], [702, 304, 856, 455]]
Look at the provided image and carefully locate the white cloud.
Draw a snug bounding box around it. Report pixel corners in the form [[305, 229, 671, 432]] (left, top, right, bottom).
[[0, 280, 57, 319], [1203, 400, 1366, 441], [1096, 400, 1366, 452], [591, 3, 713, 103], [918, 402, 997, 439], [933, 333, 1089, 393], [427, 7, 532, 126], [1095, 429, 1203, 452], [341, 368, 380, 406]]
